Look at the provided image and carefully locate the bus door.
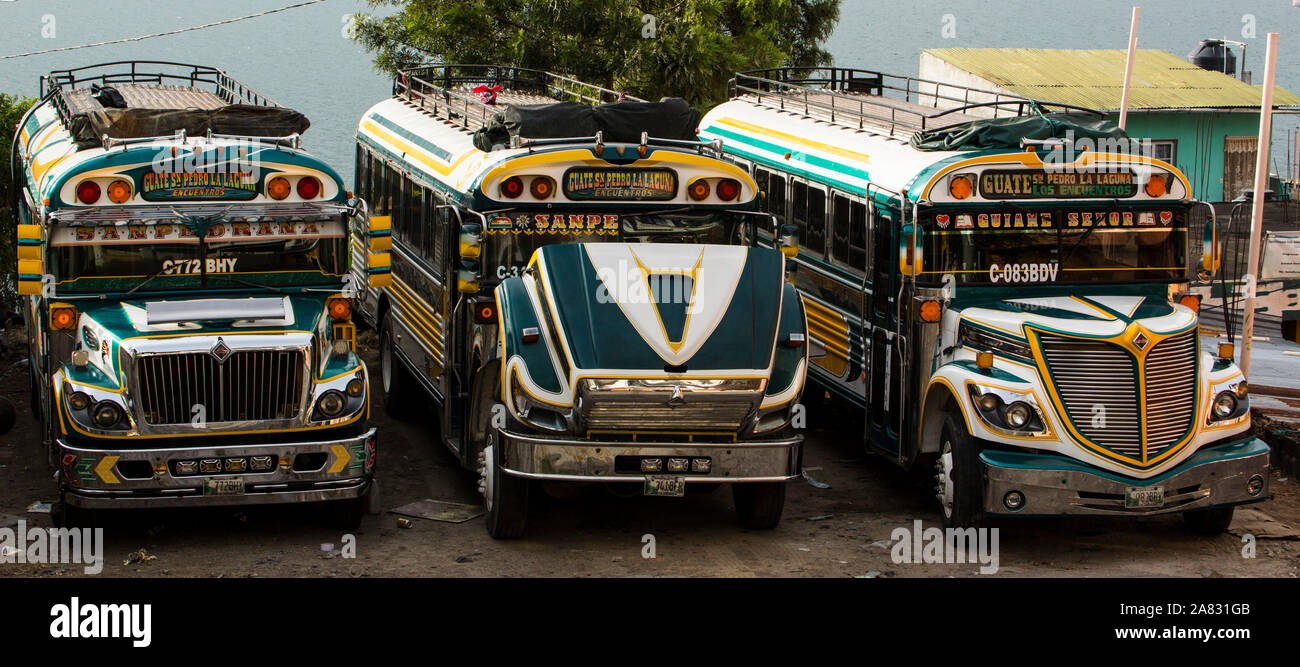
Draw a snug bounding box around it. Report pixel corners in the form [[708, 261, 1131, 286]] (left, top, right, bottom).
[[868, 207, 902, 457]]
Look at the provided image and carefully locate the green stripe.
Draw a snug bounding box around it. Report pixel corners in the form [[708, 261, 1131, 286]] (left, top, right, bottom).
[[367, 112, 455, 162], [706, 124, 872, 183]]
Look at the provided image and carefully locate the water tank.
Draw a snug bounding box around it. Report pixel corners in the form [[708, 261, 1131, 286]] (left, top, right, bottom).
[[1188, 39, 1237, 76]]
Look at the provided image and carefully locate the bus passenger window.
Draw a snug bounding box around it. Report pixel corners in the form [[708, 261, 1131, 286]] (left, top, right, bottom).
[[755, 168, 771, 211], [791, 180, 808, 248], [831, 194, 850, 265], [767, 173, 787, 222], [408, 184, 424, 256], [806, 187, 826, 256], [850, 200, 868, 271], [370, 158, 385, 216], [354, 148, 367, 202]]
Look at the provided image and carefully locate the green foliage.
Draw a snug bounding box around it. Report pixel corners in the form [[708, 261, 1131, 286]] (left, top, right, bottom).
[[1, 93, 36, 313], [352, 0, 840, 108]]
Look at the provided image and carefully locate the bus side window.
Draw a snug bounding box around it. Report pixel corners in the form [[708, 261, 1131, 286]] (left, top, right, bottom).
[[831, 194, 850, 266], [806, 186, 826, 257], [354, 147, 367, 202], [369, 157, 384, 216], [850, 199, 868, 272], [791, 180, 808, 251], [419, 190, 434, 264], [408, 182, 424, 255], [388, 165, 403, 240], [432, 204, 448, 271], [768, 173, 787, 222]]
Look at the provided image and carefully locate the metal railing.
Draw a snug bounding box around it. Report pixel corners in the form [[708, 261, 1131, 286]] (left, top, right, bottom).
[[394, 64, 645, 132], [41, 61, 280, 129], [730, 67, 1101, 138]]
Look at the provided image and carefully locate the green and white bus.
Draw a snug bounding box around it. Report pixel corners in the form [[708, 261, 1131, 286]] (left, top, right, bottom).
[[703, 67, 1268, 531], [353, 66, 808, 537]]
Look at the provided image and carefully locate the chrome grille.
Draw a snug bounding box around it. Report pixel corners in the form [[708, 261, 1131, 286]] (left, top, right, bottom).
[[1038, 333, 1142, 457], [136, 350, 305, 425], [1142, 330, 1198, 457], [584, 398, 754, 432], [1038, 328, 1198, 462]]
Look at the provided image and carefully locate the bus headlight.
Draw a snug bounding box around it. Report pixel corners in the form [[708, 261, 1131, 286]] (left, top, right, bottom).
[[1004, 402, 1033, 429], [968, 385, 1047, 435], [92, 401, 125, 429], [317, 390, 346, 418], [1212, 391, 1238, 420]]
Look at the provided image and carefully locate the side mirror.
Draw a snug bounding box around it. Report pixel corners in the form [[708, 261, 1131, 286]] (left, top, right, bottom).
[[366, 215, 393, 288], [460, 222, 483, 259], [457, 259, 482, 293], [777, 223, 799, 258]]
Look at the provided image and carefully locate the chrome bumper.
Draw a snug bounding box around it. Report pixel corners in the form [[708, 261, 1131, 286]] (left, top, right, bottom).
[[982, 437, 1270, 517], [58, 428, 376, 509], [496, 428, 802, 483]]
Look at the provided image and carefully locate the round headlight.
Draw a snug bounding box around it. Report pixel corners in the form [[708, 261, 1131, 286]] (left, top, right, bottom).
[[317, 391, 346, 418], [978, 392, 1000, 412], [68, 392, 91, 411], [1213, 391, 1238, 419], [346, 378, 365, 397], [1004, 402, 1032, 429], [92, 401, 123, 428]]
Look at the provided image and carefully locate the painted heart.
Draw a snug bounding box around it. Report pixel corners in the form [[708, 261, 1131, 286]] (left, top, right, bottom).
[[936, 214, 951, 228], [1159, 210, 1173, 225]]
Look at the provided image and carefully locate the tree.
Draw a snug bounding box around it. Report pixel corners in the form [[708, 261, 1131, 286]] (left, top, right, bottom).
[[352, 0, 840, 108], [1, 93, 36, 313]]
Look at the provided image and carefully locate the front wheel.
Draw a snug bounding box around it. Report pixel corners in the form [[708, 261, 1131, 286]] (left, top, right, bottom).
[[733, 482, 787, 529], [378, 313, 417, 418], [479, 431, 529, 539], [935, 412, 984, 529], [1183, 506, 1235, 535]]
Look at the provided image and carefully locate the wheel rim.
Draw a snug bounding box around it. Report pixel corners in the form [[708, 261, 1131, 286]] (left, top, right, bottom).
[[479, 433, 496, 513], [936, 438, 955, 519], [380, 324, 393, 392]]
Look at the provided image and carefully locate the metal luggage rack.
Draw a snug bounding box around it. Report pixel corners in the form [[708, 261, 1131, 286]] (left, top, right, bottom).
[[41, 60, 281, 133], [730, 67, 1101, 140], [395, 64, 646, 133]]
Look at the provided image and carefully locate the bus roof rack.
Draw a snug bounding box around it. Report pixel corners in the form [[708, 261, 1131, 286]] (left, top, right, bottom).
[[729, 67, 1100, 140], [40, 61, 309, 148], [395, 64, 646, 133]]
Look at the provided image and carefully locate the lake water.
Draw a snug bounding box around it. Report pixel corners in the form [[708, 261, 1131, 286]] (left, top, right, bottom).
[[2, 0, 1299, 184]]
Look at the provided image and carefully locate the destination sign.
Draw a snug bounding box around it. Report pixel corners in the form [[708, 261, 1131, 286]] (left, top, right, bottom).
[[50, 220, 344, 246], [140, 171, 259, 202], [933, 209, 1176, 230], [563, 168, 677, 201], [487, 213, 621, 235], [979, 170, 1139, 199]]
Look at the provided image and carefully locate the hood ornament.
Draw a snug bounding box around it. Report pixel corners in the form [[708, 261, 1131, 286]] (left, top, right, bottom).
[[211, 337, 232, 363], [666, 386, 686, 409], [1132, 331, 1149, 351]]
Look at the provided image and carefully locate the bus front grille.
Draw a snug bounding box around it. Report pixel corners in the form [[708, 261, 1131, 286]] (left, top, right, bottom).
[[1037, 329, 1198, 464], [136, 350, 306, 425], [583, 399, 754, 432]]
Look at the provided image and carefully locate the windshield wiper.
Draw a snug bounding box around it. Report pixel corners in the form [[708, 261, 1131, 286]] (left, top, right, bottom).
[[1059, 199, 1119, 265], [124, 269, 166, 297]]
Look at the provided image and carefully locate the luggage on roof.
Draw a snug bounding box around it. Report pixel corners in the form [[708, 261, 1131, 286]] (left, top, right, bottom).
[[472, 97, 701, 151], [909, 113, 1126, 152]]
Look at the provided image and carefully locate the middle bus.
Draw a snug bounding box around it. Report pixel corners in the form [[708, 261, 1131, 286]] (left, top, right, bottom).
[[352, 66, 808, 537]]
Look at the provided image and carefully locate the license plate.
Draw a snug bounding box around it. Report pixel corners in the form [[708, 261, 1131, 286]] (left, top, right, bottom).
[[1125, 485, 1164, 508], [644, 476, 686, 497], [204, 478, 245, 496]]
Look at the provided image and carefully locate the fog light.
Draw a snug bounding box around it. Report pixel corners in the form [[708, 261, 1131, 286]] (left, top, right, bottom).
[[317, 390, 346, 418], [667, 457, 689, 472], [250, 456, 274, 471], [1247, 474, 1264, 496], [92, 401, 123, 428], [1004, 402, 1032, 429], [1004, 490, 1025, 511], [641, 458, 663, 473], [200, 459, 221, 473], [68, 391, 90, 411], [176, 460, 198, 475], [225, 458, 247, 472], [346, 378, 365, 397], [690, 458, 711, 474]]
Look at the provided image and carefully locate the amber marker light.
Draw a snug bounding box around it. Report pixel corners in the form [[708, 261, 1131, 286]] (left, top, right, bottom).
[[529, 176, 555, 199], [687, 179, 711, 201], [976, 351, 994, 370], [106, 179, 132, 204], [1145, 174, 1167, 197], [267, 176, 291, 200], [327, 298, 352, 321], [51, 307, 78, 330], [949, 175, 973, 200], [1178, 294, 1201, 311], [919, 299, 942, 323]]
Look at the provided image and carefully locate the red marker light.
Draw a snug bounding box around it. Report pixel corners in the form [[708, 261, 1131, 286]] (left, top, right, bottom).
[[76, 180, 101, 204], [501, 176, 524, 199], [296, 176, 321, 200], [717, 178, 741, 201]]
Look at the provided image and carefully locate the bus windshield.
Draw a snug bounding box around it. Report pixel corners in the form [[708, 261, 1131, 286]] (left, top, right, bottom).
[[919, 206, 1191, 287], [49, 217, 349, 294], [483, 209, 758, 276]]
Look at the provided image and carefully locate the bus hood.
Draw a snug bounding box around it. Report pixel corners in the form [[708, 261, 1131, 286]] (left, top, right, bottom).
[[956, 294, 1197, 340]]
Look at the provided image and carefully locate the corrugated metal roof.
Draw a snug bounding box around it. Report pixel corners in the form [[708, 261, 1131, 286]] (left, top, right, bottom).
[[924, 48, 1300, 110]]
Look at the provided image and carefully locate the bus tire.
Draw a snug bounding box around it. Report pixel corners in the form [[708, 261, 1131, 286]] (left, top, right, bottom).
[[1182, 506, 1235, 535], [479, 430, 529, 539], [378, 314, 416, 418], [733, 482, 787, 529], [936, 411, 984, 529]]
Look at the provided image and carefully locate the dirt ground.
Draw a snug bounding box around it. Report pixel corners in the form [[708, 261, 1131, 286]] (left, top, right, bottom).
[[1, 326, 1298, 579]]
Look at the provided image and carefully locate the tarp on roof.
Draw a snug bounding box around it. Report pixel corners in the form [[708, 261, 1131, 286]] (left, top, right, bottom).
[[909, 113, 1127, 152], [67, 104, 310, 149], [472, 97, 701, 151]]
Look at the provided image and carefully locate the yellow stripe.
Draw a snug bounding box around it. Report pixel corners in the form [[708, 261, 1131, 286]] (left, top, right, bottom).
[[361, 120, 475, 177], [715, 116, 873, 166]]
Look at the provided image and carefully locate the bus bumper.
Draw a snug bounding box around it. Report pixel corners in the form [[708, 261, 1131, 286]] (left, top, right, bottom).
[[981, 437, 1270, 517], [57, 428, 377, 509], [495, 428, 803, 483]]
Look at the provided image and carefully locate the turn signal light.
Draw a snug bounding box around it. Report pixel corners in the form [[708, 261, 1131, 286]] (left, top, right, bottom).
[[687, 179, 711, 201], [1177, 294, 1201, 311], [267, 176, 291, 200], [296, 176, 321, 200], [327, 298, 352, 321], [1145, 174, 1167, 197], [50, 307, 78, 330], [919, 299, 942, 323], [976, 351, 994, 370], [474, 302, 498, 324], [949, 175, 973, 200], [106, 179, 132, 204], [76, 180, 101, 204], [1217, 342, 1235, 361], [500, 176, 524, 199], [529, 176, 555, 199]]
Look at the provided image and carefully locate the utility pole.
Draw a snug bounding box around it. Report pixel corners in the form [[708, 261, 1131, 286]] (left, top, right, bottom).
[[1118, 6, 1140, 130], [1241, 32, 1279, 379]]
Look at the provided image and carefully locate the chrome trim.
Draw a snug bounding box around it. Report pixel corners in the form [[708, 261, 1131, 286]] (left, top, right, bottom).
[[577, 378, 765, 433], [145, 297, 287, 325]]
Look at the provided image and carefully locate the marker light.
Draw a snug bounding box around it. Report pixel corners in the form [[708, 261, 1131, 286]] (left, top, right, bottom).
[[1217, 342, 1235, 361], [1178, 294, 1201, 311], [346, 378, 365, 397], [687, 179, 711, 201], [919, 299, 942, 323], [976, 351, 994, 370], [716, 179, 741, 202], [267, 176, 291, 200], [327, 298, 352, 321], [474, 303, 497, 324], [50, 307, 78, 330], [296, 176, 321, 200], [529, 176, 555, 199], [1145, 174, 1167, 197], [500, 176, 524, 199], [949, 175, 973, 200], [106, 179, 132, 204], [521, 326, 541, 344], [76, 180, 101, 204]]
